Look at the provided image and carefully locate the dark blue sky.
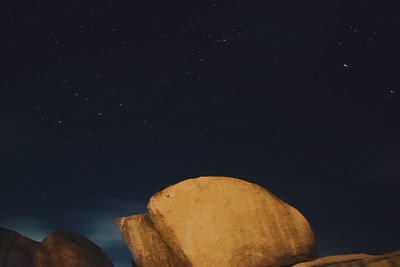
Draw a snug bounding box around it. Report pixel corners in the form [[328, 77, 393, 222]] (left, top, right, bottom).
[[1, 1, 400, 266]]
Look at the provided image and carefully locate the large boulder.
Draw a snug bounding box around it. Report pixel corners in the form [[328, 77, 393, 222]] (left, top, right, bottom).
[[293, 250, 400, 266], [147, 176, 317, 267], [0, 227, 40, 267], [116, 214, 187, 267], [32, 230, 114, 267]]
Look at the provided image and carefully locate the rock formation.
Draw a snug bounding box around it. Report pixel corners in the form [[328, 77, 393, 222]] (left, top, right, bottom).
[[32, 230, 114, 267], [116, 214, 187, 266], [293, 250, 400, 266], [0, 227, 40, 267], [117, 176, 318, 267], [293, 254, 373, 266], [1, 177, 398, 267]]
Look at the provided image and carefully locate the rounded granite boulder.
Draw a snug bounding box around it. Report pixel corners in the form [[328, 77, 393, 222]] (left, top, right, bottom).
[[147, 176, 318, 267], [32, 230, 114, 267], [0, 227, 40, 267]]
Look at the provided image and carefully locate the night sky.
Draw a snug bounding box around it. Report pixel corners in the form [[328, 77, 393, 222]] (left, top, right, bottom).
[[1, 1, 400, 266]]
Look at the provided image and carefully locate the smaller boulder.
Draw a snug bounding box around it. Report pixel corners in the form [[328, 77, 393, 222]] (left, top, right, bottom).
[[0, 227, 40, 267], [293, 254, 374, 266], [32, 230, 114, 267], [363, 250, 400, 266], [116, 214, 188, 267], [293, 250, 400, 266]]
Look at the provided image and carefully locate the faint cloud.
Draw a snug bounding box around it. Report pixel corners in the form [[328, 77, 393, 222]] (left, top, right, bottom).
[[66, 197, 147, 248], [63, 197, 147, 266], [0, 197, 146, 266], [0, 215, 51, 242], [113, 262, 132, 267]]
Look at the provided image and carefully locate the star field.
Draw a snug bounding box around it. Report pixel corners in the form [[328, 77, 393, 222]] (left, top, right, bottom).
[[1, 1, 400, 266]]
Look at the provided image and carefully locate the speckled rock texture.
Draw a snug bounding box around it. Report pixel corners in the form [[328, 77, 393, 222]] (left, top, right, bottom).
[[116, 214, 188, 267], [147, 176, 317, 267]]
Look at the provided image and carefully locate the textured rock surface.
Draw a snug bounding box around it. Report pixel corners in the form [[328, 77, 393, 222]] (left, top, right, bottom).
[[362, 250, 400, 267], [32, 230, 114, 267], [293, 254, 373, 266], [293, 250, 400, 266], [147, 176, 317, 267], [116, 214, 188, 267], [0, 227, 40, 267]]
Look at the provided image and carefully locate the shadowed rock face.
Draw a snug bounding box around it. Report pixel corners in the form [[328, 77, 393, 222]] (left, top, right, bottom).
[[293, 250, 400, 267], [116, 214, 188, 267], [32, 230, 114, 267], [146, 176, 317, 267], [0, 227, 40, 267]]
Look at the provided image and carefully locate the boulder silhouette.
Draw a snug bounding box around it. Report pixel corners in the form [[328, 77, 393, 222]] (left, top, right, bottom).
[[142, 176, 317, 266], [32, 230, 114, 267], [293, 250, 400, 266], [116, 214, 187, 267], [0, 227, 40, 267]]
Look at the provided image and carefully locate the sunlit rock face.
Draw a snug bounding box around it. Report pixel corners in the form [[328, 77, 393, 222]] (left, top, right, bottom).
[[293, 250, 400, 266], [116, 214, 188, 267], [293, 254, 373, 266], [146, 176, 317, 267], [0, 227, 40, 267], [32, 230, 114, 267]]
